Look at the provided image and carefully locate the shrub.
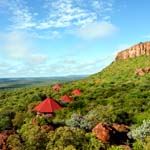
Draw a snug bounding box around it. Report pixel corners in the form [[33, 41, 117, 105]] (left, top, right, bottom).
[[84, 133, 105, 150], [64, 145, 76, 150], [132, 140, 144, 150], [12, 112, 25, 129], [7, 134, 24, 150], [132, 137, 150, 150], [128, 120, 150, 140], [0, 116, 11, 131], [19, 121, 48, 150], [108, 145, 124, 150], [144, 136, 150, 150], [46, 126, 86, 150], [46, 126, 104, 150], [84, 105, 115, 128], [66, 114, 92, 130], [0, 110, 14, 131]]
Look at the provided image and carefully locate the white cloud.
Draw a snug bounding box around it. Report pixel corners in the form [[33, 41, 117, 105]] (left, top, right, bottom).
[[0, 0, 117, 77], [0, 31, 30, 59], [92, 0, 102, 10], [0, 53, 115, 77], [6, 0, 36, 30], [37, 0, 98, 29], [76, 21, 117, 39], [4, 32, 29, 59], [0, 0, 116, 40], [102, 16, 111, 21], [45, 55, 114, 76], [28, 54, 48, 64], [31, 31, 61, 40], [0, 31, 48, 64], [1, 0, 114, 30]]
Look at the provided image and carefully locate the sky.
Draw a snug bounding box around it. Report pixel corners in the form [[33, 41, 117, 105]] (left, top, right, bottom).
[[0, 0, 150, 78]]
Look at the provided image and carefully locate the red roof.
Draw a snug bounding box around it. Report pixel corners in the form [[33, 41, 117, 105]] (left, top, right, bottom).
[[34, 98, 62, 113], [52, 84, 62, 91], [60, 95, 73, 103], [72, 89, 81, 96]]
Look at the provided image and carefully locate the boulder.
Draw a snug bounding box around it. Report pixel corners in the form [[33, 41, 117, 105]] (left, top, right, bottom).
[[92, 123, 114, 143], [92, 123, 129, 144], [112, 123, 129, 133], [135, 67, 150, 76]]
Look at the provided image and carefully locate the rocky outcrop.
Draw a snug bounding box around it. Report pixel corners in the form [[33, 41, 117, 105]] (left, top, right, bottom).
[[92, 123, 129, 144], [112, 123, 129, 133], [135, 67, 150, 76], [92, 123, 112, 143], [116, 42, 150, 60]]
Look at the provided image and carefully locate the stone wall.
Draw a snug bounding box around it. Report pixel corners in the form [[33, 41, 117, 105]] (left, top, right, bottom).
[[116, 42, 150, 60]]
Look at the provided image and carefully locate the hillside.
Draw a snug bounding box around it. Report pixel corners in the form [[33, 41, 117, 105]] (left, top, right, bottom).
[[0, 47, 150, 149], [91, 55, 150, 84]]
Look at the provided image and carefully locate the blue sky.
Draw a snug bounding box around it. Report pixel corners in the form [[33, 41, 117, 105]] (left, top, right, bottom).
[[0, 0, 150, 77]]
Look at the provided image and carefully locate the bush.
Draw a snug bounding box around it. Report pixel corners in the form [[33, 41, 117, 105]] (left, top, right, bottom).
[[0, 116, 11, 131], [66, 114, 92, 130], [46, 127, 86, 150], [144, 136, 150, 150], [64, 145, 76, 150], [36, 115, 52, 126], [108, 145, 124, 150], [0, 110, 14, 131], [84, 133, 105, 150], [12, 112, 25, 129], [7, 134, 24, 150], [132, 140, 144, 150], [19, 121, 48, 150], [128, 120, 150, 140], [84, 105, 116, 128], [46, 126, 104, 150], [132, 137, 150, 150]]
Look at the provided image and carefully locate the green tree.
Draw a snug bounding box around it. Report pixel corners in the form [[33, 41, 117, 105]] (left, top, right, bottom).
[[7, 134, 24, 150], [12, 112, 25, 129], [19, 121, 48, 150], [46, 126, 86, 150]]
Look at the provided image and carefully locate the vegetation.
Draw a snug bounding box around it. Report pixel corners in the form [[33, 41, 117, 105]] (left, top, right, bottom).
[[0, 76, 86, 90], [0, 55, 150, 149]]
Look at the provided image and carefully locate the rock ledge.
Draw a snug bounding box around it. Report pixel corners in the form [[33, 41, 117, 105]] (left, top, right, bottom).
[[116, 42, 150, 60]]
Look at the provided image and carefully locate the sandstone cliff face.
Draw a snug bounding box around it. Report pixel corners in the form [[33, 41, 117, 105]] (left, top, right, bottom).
[[116, 42, 150, 60]]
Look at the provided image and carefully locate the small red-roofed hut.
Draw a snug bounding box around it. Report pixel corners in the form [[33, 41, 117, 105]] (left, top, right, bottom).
[[72, 89, 81, 96], [52, 84, 62, 92], [60, 95, 73, 103], [34, 98, 62, 114]]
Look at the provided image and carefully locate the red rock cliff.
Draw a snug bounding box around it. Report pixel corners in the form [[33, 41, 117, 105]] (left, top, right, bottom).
[[116, 42, 150, 60]]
